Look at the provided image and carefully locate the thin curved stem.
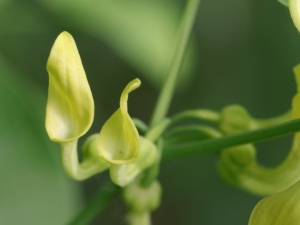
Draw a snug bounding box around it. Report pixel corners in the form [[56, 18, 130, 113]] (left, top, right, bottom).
[[164, 124, 222, 145], [254, 110, 292, 128], [171, 109, 221, 124]]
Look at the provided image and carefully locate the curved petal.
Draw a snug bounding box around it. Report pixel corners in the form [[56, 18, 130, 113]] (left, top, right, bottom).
[[109, 136, 157, 187], [46, 31, 94, 142], [98, 79, 141, 164]]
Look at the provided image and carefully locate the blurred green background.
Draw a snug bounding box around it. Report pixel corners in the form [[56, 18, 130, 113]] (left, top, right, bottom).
[[0, 0, 299, 224]]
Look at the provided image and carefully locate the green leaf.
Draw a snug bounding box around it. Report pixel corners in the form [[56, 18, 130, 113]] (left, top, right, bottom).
[[0, 56, 79, 225]]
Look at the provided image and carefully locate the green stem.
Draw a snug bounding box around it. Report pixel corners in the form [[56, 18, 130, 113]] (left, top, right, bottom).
[[67, 181, 120, 225], [162, 118, 300, 161], [149, 0, 201, 127]]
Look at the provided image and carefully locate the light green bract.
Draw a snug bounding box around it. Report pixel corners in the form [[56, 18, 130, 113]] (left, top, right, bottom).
[[46, 31, 94, 142], [46, 32, 109, 180], [98, 78, 141, 164]]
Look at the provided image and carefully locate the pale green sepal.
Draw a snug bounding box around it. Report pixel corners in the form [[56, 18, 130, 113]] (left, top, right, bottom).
[[127, 211, 151, 225], [109, 136, 157, 187], [46, 31, 94, 142], [61, 134, 109, 181], [98, 79, 141, 164], [248, 180, 300, 225], [123, 179, 162, 212], [279, 0, 288, 7], [289, 0, 300, 32]]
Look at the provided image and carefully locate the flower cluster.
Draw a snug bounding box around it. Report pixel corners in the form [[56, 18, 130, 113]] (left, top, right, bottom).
[[45, 32, 160, 224]]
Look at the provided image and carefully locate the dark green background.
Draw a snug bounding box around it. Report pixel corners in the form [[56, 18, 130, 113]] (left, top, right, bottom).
[[0, 0, 298, 224]]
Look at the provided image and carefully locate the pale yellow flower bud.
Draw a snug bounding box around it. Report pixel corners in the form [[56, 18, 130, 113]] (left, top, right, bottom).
[[46, 31, 94, 142]]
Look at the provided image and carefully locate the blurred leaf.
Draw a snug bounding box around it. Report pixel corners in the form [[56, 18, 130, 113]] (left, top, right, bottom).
[[0, 0, 8, 8], [0, 56, 80, 225], [36, 0, 197, 89], [0, 0, 49, 34]]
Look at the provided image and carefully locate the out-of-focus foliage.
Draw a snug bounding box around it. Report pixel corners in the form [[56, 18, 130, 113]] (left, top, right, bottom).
[[36, 0, 197, 89], [0, 56, 79, 225]]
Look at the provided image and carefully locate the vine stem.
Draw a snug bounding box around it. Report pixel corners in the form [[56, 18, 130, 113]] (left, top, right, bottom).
[[162, 118, 300, 161], [149, 0, 201, 127]]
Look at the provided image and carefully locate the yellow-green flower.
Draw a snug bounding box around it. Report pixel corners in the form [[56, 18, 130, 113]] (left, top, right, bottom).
[[98, 78, 141, 164], [46, 32, 156, 184], [96, 78, 157, 186], [46, 31, 108, 180]]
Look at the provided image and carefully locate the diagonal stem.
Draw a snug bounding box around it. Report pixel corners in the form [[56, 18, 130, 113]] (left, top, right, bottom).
[[149, 0, 201, 127], [162, 118, 300, 161]]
